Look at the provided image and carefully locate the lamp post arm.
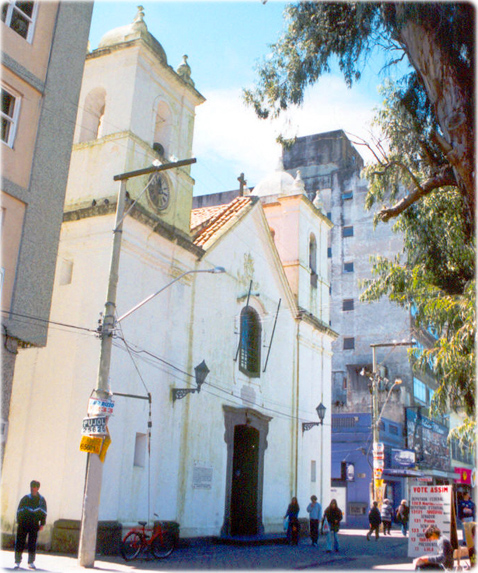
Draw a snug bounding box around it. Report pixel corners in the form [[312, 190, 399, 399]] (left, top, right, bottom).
[[116, 268, 224, 324], [117, 272, 191, 323], [376, 380, 401, 426]]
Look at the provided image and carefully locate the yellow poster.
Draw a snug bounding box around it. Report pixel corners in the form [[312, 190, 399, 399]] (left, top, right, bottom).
[[79, 435, 103, 455], [99, 432, 111, 463]]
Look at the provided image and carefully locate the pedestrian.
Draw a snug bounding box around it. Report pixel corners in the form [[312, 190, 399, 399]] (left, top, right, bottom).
[[14, 480, 47, 570], [321, 498, 343, 553], [396, 499, 410, 537], [458, 491, 475, 545], [414, 524, 453, 570], [366, 501, 382, 542], [306, 495, 322, 546], [380, 498, 393, 535], [284, 497, 300, 545]]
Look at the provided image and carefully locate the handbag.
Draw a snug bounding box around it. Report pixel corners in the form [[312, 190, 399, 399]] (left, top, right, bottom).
[[283, 517, 289, 531], [323, 518, 330, 533]]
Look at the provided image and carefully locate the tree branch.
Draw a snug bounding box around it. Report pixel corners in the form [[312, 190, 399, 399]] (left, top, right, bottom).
[[378, 168, 457, 221]]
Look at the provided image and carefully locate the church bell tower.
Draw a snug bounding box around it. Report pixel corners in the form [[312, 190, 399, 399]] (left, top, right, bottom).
[[65, 6, 205, 238]]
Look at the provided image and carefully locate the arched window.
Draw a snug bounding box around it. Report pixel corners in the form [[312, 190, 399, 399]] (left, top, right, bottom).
[[79, 87, 106, 143], [153, 100, 172, 157], [239, 306, 261, 377]]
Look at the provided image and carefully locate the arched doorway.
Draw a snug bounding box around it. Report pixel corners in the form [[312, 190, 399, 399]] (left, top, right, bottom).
[[230, 425, 259, 535], [221, 406, 271, 537]]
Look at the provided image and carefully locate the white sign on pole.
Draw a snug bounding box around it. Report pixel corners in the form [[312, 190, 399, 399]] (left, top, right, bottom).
[[82, 416, 108, 436], [408, 485, 452, 558], [88, 398, 115, 416]]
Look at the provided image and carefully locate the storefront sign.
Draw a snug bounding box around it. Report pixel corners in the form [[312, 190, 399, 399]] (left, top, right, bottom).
[[408, 485, 452, 558], [454, 466, 472, 485], [392, 448, 416, 468]]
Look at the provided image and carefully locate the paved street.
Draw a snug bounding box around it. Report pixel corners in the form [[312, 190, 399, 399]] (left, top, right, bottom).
[[1, 529, 417, 571]]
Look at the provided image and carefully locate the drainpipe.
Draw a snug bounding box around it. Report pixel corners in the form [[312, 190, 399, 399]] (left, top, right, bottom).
[[294, 315, 301, 496]]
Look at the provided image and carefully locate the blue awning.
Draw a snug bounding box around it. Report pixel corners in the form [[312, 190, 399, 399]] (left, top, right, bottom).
[[381, 468, 425, 478]]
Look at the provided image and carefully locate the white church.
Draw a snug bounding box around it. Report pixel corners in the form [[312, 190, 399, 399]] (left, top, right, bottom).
[[1, 8, 335, 545]]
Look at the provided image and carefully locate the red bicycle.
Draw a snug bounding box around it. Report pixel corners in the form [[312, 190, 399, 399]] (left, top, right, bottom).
[[120, 519, 175, 560]]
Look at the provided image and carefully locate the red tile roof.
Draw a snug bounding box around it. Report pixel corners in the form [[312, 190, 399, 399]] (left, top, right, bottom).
[[191, 196, 254, 247]]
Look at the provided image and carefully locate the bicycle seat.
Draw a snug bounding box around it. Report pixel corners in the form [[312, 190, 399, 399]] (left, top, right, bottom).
[[138, 521, 147, 526]]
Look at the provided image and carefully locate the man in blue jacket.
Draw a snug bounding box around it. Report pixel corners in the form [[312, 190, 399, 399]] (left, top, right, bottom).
[[14, 480, 47, 570]]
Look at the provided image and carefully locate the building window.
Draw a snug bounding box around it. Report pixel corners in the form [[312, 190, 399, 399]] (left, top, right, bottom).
[[309, 234, 318, 287], [59, 259, 73, 285], [343, 337, 355, 350], [342, 299, 354, 311], [1, 87, 21, 147], [309, 233, 317, 274], [239, 306, 261, 377], [413, 377, 427, 404], [2, 1, 38, 42], [343, 226, 354, 237], [311, 460, 316, 483], [343, 262, 354, 273], [133, 433, 147, 467], [342, 191, 353, 200], [326, 212, 332, 221], [327, 247, 332, 258], [389, 424, 399, 435]]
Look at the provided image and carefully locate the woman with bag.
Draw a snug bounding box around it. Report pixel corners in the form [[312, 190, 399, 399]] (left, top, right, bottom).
[[321, 499, 343, 553], [284, 497, 300, 545]]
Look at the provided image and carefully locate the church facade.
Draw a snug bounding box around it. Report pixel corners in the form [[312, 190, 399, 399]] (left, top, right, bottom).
[[1, 9, 335, 543]]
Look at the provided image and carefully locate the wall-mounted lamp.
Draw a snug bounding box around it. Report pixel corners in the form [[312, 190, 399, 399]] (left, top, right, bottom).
[[302, 402, 327, 433], [172, 360, 210, 402]]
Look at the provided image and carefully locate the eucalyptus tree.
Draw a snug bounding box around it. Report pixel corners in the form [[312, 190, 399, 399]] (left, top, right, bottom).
[[245, 2, 475, 433]]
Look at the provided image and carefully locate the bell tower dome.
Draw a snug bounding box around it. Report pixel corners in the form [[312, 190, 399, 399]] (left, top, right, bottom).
[[65, 6, 205, 237]]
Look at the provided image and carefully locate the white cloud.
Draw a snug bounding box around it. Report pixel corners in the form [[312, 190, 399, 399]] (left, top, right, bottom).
[[192, 75, 380, 195]]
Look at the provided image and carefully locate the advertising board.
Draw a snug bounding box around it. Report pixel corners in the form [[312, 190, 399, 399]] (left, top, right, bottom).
[[408, 485, 452, 558]]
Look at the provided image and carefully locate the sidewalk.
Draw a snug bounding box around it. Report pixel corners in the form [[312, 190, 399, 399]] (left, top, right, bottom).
[[1, 529, 417, 571]]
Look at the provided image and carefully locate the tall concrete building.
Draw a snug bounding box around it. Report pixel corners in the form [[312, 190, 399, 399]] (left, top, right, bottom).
[[283, 131, 455, 526], [1, 1, 93, 453]]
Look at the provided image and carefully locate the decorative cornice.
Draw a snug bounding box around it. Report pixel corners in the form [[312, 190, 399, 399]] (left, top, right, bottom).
[[296, 307, 338, 339], [63, 201, 204, 258]]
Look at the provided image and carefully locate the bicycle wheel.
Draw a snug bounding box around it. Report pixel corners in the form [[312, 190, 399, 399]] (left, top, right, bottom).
[[151, 530, 175, 559], [121, 531, 143, 560]]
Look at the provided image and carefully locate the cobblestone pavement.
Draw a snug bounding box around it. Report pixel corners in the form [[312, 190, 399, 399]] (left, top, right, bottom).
[[1, 530, 417, 572]]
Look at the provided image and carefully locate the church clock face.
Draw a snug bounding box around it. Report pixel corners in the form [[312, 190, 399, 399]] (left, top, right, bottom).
[[147, 172, 170, 211]]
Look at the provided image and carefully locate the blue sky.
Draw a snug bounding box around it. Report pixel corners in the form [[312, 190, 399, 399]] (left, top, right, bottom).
[[89, 1, 404, 196]]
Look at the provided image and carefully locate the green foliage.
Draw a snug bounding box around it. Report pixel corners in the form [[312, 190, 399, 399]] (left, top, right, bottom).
[[360, 188, 475, 420], [247, 1, 476, 433]]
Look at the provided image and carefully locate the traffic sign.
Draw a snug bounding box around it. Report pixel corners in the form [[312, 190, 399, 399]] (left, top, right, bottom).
[[88, 398, 115, 416], [82, 416, 108, 435], [80, 435, 103, 454]]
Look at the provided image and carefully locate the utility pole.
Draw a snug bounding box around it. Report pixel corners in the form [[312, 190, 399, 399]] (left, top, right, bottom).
[[370, 341, 414, 503], [78, 158, 195, 568]]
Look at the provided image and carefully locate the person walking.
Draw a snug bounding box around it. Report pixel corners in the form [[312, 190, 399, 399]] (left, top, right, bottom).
[[414, 524, 454, 570], [284, 497, 300, 545], [366, 501, 382, 542], [380, 498, 393, 535], [14, 480, 47, 570], [396, 499, 410, 537], [306, 495, 322, 546], [321, 499, 343, 553]]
